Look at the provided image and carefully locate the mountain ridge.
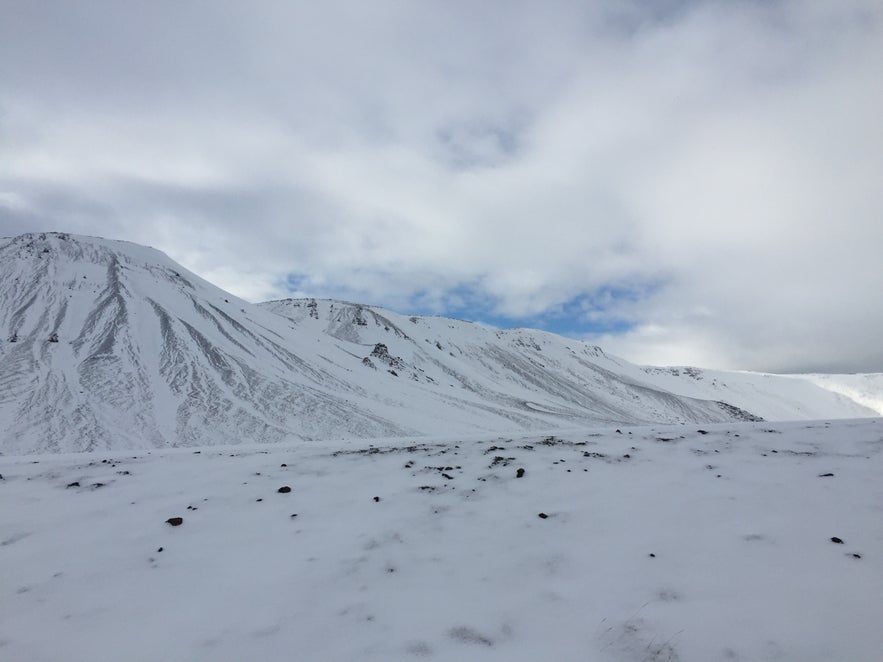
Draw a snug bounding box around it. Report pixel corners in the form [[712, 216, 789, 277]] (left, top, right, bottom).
[[0, 232, 877, 454]]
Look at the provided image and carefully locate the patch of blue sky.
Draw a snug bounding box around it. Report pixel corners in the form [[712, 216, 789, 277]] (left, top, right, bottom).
[[403, 282, 662, 339]]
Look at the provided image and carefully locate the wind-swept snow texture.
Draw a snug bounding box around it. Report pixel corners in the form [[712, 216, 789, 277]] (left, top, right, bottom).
[[0, 232, 878, 453], [1, 419, 881, 661]]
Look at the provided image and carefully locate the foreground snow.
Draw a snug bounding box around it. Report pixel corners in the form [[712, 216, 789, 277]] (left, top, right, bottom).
[[2, 418, 881, 661]]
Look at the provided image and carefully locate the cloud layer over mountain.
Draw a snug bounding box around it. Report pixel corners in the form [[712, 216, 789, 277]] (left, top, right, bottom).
[[1, 0, 881, 372]]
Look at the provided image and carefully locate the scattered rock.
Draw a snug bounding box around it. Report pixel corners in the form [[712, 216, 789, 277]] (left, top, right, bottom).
[[166, 517, 183, 526], [515, 467, 525, 478], [448, 626, 493, 647], [157, 547, 163, 553], [852, 553, 862, 559], [649, 553, 656, 558], [277, 486, 292, 493], [66, 481, 80, 488], [256, 498, 263, 502], [818, 473, 834, 477], [373, 496, 380, 502], [290, 514, 298, 518], [831, 537, 844, 544], [537, 513, 549, 519], [697, 430, 709, 435], [280, 463, 287, 467]]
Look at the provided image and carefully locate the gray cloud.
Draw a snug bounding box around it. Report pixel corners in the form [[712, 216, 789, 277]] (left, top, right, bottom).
[[1, 0, 881, 372]]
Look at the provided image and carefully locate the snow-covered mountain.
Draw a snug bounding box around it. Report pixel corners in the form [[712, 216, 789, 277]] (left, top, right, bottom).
[[0, 232, 877, 453]]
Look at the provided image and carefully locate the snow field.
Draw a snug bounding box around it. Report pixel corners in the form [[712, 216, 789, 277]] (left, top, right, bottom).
[[1, 418, 881, 661]]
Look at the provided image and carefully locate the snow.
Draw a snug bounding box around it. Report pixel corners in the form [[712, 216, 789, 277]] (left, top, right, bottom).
[[2, 233, 881, 454], [789, 373, 883, 416], [2, 418, 881, 661]]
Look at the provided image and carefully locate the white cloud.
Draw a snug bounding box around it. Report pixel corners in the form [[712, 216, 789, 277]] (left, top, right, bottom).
[[1, 0, 881, 371]]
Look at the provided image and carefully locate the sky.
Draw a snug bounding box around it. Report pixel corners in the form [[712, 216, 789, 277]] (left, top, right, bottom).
[[1, 0, 881, 373]]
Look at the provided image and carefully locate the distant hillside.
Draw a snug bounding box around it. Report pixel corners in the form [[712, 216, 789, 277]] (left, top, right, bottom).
[[0, 232, 876, 453]]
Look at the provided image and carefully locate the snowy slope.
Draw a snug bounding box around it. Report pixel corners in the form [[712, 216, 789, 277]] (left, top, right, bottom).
[[0, 233, 409, 453], [0, 232, 877, 454], [790, 373, 883, 416], [260, 298, 878, 423], [638, 366, 883, 421], [2, 419, 881, 661]]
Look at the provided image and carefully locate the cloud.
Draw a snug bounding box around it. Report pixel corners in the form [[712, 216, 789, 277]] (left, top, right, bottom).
[[1, 0, 881, 372]]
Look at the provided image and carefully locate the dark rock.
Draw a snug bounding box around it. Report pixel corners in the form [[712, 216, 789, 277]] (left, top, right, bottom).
[[256, 498, 263, 502], [818, 473, 834, 477], [623, 454, 631, 459], [441, 473, 454, 480], [280, 463, 287, 467], [157, 547, 163, 552], [66, 482, 80, 488], [697, 430, 709, 435], [852, 553, 862, 559], [373, 496, 380, 502], [649, 553, 656, 558], [516, 468, 525, 478], [277, 486, 292, 493], [537, 513, 549, 519], [831, 537, 844, 544], [166, 517, 183, 526], [290, 514, 298, 518]]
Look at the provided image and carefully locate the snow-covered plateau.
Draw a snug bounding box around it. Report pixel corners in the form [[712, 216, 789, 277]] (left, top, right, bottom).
[[1, 419, 881, 661]]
